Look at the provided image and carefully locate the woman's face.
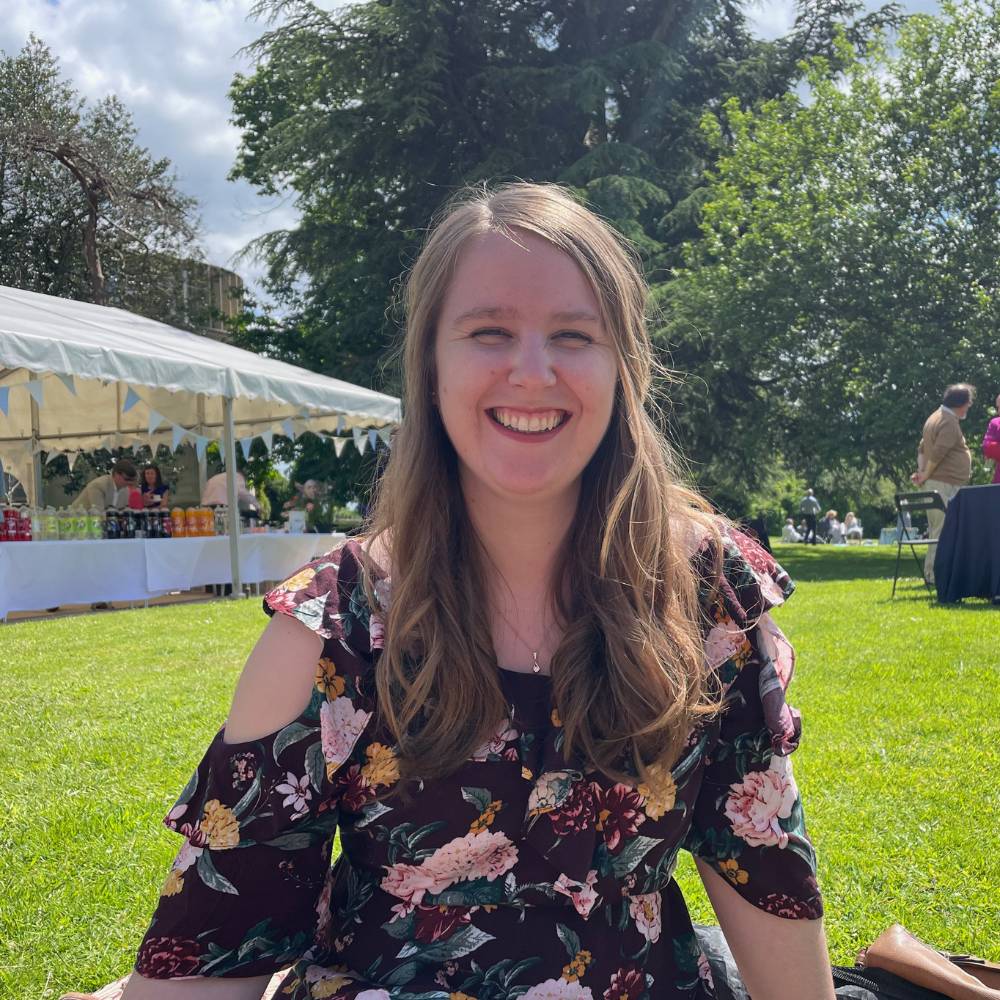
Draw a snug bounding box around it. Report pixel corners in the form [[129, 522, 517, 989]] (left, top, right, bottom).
[[144, 468, 157, 486], [434, 230, 618, 508]]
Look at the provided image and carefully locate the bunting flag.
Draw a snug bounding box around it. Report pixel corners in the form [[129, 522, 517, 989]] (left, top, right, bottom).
[[239, 437, 254, 462], [352, 426, 367, 455], [368, 428, 379, 451], [0, 387, 8, 416], [172, 424, 187, 450], [261, 430, 274, 453], [333, 437, 348, 458], [148, 410, 165, 435], [195, 436, 210, 461], [377, 426, 393, 447], [25, 381, 44, 407], [57, 373, 77, 396], [45, 449, 63, 465], [336, 415, 346, 434], [123, 387, 141, 412], [281, 418, 296, 440]]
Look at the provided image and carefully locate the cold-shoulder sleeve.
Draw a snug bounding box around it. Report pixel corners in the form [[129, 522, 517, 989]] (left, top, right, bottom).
[[134, 543, 380, 979], [683, 529, 823, 920]]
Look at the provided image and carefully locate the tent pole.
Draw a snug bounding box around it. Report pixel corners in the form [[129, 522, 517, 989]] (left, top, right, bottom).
[[28, 373, 43, 507], [222, 395, 243, 598]]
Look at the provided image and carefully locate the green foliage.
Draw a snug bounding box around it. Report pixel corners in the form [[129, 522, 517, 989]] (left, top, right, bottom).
[[0, 36, 202, 319], [228, 0, 901, 395], [666, 1, 1000, 504]]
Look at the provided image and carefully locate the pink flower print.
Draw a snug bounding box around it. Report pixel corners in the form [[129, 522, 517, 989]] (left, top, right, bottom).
[[627, 891, 662, 943], [549, 779, 596, 837], [704, 614, 747, 672], [172, 840, 203, 873], [381, 831, 519, 911], [380, 863, 437, 912], [522, 980, 594, 999], [320, 697, 372, 771], [724, 754, 798, 849], [369, 611, 385, 650], [553, 869, 600, 919], [276, 771, 312, 819], [419, 830, 519, 888], [472, 718, 519, 760], [265, 588, 299, 617]]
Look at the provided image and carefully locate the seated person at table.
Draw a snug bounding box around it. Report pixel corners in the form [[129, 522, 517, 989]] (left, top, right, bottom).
[[782, 517, 803, 542], [140, 464, 170, 508], [74, 459, 137, 509], [201, 467, 259, 512], [843, 512, 863, 542]]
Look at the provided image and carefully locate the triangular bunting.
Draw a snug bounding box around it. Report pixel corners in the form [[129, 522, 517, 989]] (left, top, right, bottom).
[[336, 415, 346, 434], [377, 426, 393, 446], [57, 373, 77, 396], [45, 450, 63, 465], [368, 428, 379, 451], [148, 410, 165, 435], [239, 437, 254, 462], [195, 436, 209, 461], [352, 426, 367, 455], [281, 418, 296, 441], [0, 387, 8, 416], [171, 424, 187, 450], [26, 381, 44, 407], [261, 430, 274, 453], [333, 437, 348, 458], [123, 387, 141, 412]]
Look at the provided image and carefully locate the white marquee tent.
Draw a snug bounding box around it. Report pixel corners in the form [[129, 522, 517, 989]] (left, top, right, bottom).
[[0, 283, 400, 590]]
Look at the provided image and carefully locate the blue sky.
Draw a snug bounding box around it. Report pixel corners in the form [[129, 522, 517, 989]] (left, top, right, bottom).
[[1, 1, 942, 296]]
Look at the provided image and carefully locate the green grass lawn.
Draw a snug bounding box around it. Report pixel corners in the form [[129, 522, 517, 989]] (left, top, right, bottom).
[[1, 544, 997, 998]]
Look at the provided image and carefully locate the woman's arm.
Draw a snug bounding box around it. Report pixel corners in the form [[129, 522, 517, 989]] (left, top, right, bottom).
[[696, 860, 836, 1000], [122, 615, 324, 1000], [122, 973, 272, 1000]]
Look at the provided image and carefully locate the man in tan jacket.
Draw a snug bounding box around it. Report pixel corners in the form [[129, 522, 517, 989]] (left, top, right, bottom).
[[911, 383, 974, 583]]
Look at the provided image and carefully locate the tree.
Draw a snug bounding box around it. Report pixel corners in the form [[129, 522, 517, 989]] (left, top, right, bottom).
[[665, 0, 1000, 508], [229, 0, 901, 393], [0, 36, 202, 319]]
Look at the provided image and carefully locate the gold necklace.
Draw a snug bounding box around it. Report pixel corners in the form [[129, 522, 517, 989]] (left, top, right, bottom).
[[493, 603, 551, 674]]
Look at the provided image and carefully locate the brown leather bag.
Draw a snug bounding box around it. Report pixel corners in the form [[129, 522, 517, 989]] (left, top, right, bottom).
[[860, 924, 1000, 1000]]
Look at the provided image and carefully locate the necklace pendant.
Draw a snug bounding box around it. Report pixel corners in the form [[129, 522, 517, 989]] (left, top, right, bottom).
[[531, 651, 541, 674]]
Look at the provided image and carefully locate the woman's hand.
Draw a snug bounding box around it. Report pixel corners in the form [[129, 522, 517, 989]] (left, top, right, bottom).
[[696, 859, 836, 1000]]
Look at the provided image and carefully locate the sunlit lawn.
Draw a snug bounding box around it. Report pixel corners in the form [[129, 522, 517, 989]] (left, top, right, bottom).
[[1, 543, 997, 997]]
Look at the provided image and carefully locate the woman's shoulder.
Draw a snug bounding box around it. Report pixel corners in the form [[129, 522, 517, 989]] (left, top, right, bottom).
[[262, 537, 389, 658]]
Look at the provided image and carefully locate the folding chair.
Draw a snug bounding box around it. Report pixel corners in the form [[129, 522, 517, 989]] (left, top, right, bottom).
[[892, 491, 947, 598]]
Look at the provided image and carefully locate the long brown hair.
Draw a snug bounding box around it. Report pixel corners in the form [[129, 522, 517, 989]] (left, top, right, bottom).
[[364, 182, 722, 784]]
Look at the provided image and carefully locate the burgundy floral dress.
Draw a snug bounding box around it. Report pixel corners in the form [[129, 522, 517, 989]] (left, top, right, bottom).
[[135, 531, 821, 999]]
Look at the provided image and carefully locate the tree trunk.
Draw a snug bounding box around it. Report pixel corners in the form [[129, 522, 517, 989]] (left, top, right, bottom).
[[81, 201, 106, 305]]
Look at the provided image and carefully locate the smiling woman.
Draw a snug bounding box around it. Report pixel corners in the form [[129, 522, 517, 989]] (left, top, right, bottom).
[[118, 184, 836, 1000]]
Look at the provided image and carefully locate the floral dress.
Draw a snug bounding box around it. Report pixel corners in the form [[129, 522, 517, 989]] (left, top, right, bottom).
[[134, 531, 821, 1000]]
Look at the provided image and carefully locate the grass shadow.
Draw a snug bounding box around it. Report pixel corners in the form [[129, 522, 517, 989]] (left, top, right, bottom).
[[771, 543, 911, 583]]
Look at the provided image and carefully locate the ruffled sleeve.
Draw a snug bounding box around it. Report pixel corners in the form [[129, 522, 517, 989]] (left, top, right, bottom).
[[134, 543, 379, 979], [683, 529, 823, 920]]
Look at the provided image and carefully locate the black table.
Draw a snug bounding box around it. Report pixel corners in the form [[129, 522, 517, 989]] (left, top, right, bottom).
[[934, 484, 1000, 603]]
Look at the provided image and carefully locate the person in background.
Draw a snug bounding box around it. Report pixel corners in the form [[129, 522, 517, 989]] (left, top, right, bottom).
[[201, 467, 259, 512], [817, 508, 837, 543], [782, 517, 803, 542], [799, 488, 821, 544], [74, 458, 138, 509], [843, 512, 863, 542], [911, 383, 974, 584], [140, 464, 170, 508], [982, 392, 1000, 484]]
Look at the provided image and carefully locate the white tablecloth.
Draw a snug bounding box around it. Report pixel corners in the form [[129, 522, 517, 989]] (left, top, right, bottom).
[[0, 533, 344, 620]]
